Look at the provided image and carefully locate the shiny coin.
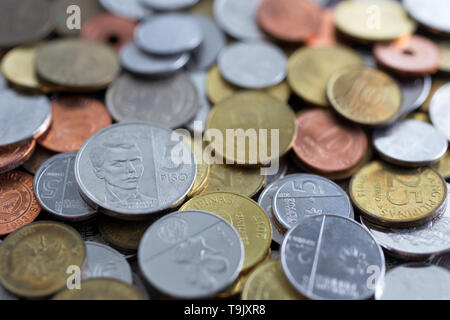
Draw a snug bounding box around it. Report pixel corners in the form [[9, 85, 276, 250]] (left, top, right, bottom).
[[0, 139, 35, 174], [430, 83, 450, 141], [34, 153, 97, 222], [186, 71, 211, 133], [180, 194, 271, 272], [140, 0, 198, 11], [433, 149, 450, 180], [281, 215, 385, 300], [328, 66, 402, 126], [0, 90, 51, 147], [22, 145, 54, 175], [138, 210, 244, 298], [218, 42, 287, 89], [0, 221, 85, 298], [403, 0, 450, 34], [100, 0, 153, 20], [350, 161, 447, 228], [106, 73, 198, 129], [393, 76, 431, 121], [373, 119, 448, 167], [438, 41, 450, 73], [135, 14, 203, 55]]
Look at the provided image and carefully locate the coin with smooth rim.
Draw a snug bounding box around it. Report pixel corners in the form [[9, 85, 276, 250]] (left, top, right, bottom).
[[403, 0, 450, 34], [430, 83, 450, 142]]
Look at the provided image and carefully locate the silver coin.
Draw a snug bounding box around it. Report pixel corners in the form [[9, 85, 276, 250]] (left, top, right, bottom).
[[138, 210, 244, 299], [100, 0, 153, 20], [34, 153, 97, 222], [281, 215, 385, 300], [430, 83, 450, 142], [139, 0, 198, 11], [218, 42, 287, 89], [106, 73, 198, 129], [373, 119, 448, 167], [82, 241, 133, 284], [0, 285, 17, 301], [0, 74, 7, 90], [186, 71, 210, 133], [135, 14, 203, 55], [120, 43, 190, 76], [376, 264, 450, 300], [273, 174, 354, 230], [214, 0, 265, 40], [403, 0, 450, 34], [74, 122, 196, 219], [0, 90, 51, 147], [264, 156, 289, 187]]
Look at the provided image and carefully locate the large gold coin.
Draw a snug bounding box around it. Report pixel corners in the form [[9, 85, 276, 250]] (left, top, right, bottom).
[[334, 0, 416, 42], [180, 192, 272, 272], [350, 161, 447, 228], [433, 149, 450, 180], [0, 221, 86, 298], [287, 46, 364, 107], [328, 66, 402, 126], [205, 91, 297, 165]]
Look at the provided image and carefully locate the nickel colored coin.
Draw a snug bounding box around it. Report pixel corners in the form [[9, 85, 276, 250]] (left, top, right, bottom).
[[288, 46, 364, 107], [403, 0, 450, 34], [75, 122, 196, 219], [0, 221, 85, 298], [140, 0, 198, 11], [350, 161, 447, 228], [34, 153, 97, 222], [0, 139, 35, 174], [433, 149, 450, 179], [327, 66, 402, 126], [0, 74, 7, 90], [373, 119, 448, 167], [218, 42, 287, 89], [138, 210, 244, 298], [281, 215, 385, 300], [100, 0, 153, 20], [430, 83, 450, 142], [22, 145, 54, 175], [38, 96, 112, 153], [180, 193, 271, 272], [106, 73, 198, 129], [186, 71, 211, 133], [438, 41, 450, 73]]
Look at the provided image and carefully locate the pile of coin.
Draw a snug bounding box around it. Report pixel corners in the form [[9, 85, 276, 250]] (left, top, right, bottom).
[[1, 0, 450, 300]]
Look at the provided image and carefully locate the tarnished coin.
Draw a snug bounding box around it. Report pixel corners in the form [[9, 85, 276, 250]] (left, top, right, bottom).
[[22, 145, 54, 175], [433, 149, 450, 180], [140, 0, 198, 11], [327, 66, 402, 126], [376, 264, 450, 300], [438, 41, 450, 73], [82, 241, 132, 284], [100, 0, 153, 20], [135, 14, 203, 55], [38, 96, 112, 153], [0, 221, 85, 298], [75, 122, 196, 219], [218, 42, 287, 89], [0, 90, 51, 146], [373, 120, 448, 167], [138, 210, 244, 298], [106, 73, 198, 129], [281, 215, 385, 300], [403, 0, 450, 34], [430, 83, 450, 142], [186, 71, 211, 133], [34, 153, 97, 222], [350, 161, 447, 228], [0, 139, 35, 174], [180, 194, 271, 272], [273, 174, 353, 230]]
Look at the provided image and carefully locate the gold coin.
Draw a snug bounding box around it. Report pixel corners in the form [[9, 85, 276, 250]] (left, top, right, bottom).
[[433, 149, 450, 179], [438, 41, 450, 73], [206, 91, 297, 165], [334, 0, 416, 42], [328, 66, 402, 126], [421, 78, 449, 112], [35, 39, 119, 91], [53, 279, 145, 300], [0, 221, 86, 298], [185, 137, 210, 197], [287, 46, 364, 107], [180, 192, 272, 272], [407, 112, 430, 123], [350, 161, 447, 228], [206, 65, 291, 105]]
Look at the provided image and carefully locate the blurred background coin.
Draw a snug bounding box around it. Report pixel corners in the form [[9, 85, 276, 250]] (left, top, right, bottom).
[[100, 0, 153, 20], [403, 0, 450, 34], [140, 0, 199, 11], [430, 83, 450, 142]]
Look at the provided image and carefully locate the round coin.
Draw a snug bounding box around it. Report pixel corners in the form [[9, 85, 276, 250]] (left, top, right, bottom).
[[140, 0, 198, 11], [0, 139, 35, 174], [430, 83, 450, 142], [100, 0, 153, 20], [403, 0, 450, 34]]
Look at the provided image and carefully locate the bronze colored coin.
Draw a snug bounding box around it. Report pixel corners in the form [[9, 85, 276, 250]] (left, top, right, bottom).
[[81, 14, 136, 53], [306, 9, 337, 48], [350, 161, 447, 228], [433, 149, 450, 180], [0, 221, 85, 298], [35, 39, 119, 91], [420, 78, 449, 112], [0, 140, 35, 174], [37, 96, 112, 153], [328, 66, 402, 126], [53, 279, 145, 300], [438, 41, 450, 73], [287, 46, 364, 107], [293, 108, 367, 174], [22, 145, 55, 175], [374, 35, 441, 77], [0, 171, 41, 236], [257, 0, 322, 43]]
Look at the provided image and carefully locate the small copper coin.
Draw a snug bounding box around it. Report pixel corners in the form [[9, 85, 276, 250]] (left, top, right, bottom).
[[0, 140, 36, 174], [306, 9, 337, 47], [257, 0, 322, 43], [374, 35, 441, 77], [81, 14, 136, 52], [0, 171, 41, 236], [38, 97, 112, 153]]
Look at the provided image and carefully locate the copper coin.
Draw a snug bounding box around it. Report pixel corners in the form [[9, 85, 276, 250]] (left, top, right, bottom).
[[37, 97, 112, 153], [306, 9, 336, 47], [292, 108, 368, 174], [0, 140, 36, 174], [81, 14, 136, 53], [257, 0, 322, 43], [0, 171, 41, 236], [374, 35, 441, 77]]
